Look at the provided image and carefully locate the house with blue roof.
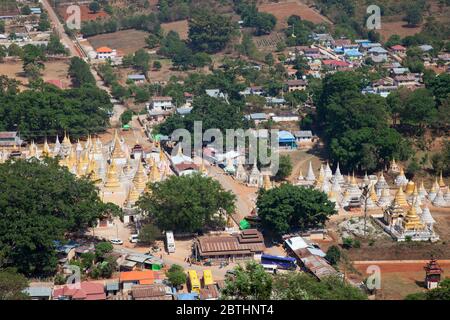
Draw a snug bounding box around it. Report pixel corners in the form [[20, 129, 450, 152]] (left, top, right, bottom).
[[278, 131, 296, 149]]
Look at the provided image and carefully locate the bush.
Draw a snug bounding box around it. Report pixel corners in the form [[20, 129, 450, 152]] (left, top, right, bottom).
[[325, 245, 341, 265], [342, 237, 353, 249]]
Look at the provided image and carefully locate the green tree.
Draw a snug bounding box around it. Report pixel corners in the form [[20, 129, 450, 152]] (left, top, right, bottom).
[[0, 159, 120, 276], [166, 264, 187, 287], [272, 273, 367, 300], [38, 13, 51, 32], [146, 34, 161, 49], [221, 261, 272, 300], [0, 20, 5, 34], [68, 57, 96, 87], [21, 5, 32, 15], [399, 88, 437, 129], [120, 110, 133, 125], [188, 10, 237, 53], [0, 268, 30, 300], [325, 245, 341, 265], [138, 223, 160, 245], [138, 174, 235, 233], [405, 6, 423, 26], [153, 60, 162, 70], [275, 155, 293, 181], [89, 2, 101, 13], [133, 49, 150, 73], [257, 184, 337, 238], [94, 242, 113, 260]]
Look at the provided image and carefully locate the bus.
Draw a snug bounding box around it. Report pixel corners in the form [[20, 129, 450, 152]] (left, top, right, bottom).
[[166, 231, 175, 253], [261, 254, 297, 270], [187, 270, 200, 293], [202, 270, 214, 286], [261, 264, 278, 274]]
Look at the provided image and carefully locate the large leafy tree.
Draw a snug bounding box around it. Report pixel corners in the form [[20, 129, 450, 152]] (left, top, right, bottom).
[[0, 158, 120, 276], [166, 264, 187, 287], [257, 184, 337, 238], [272, 273, 367, 300], [221, 261, 273, 300], [0, 80, 112, 139], [0, 268, 30, 300], [188, 10, 237, 53], [138, 174, 235, 233]]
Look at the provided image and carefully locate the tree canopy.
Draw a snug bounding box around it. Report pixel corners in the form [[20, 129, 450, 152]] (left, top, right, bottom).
[[257, 184, 337, 238], [0, 158, 120, 276], [138, 174, 235, 233], [0, 81, 112, 139], [0, 268, 29, 300]]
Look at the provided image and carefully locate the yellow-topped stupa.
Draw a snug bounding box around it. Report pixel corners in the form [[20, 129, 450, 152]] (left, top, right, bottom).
[[402, 205, 424, 231], [124, 184, 141, 207], [42, 139, 51, 157], [263, 174, 272, 190], [394, 187, 408, 207], [405, 180, 415, 195], [67, 148, 77, 169], [104, 161, 121, 190], [86, 158, 101, 183], [149, 162, 161, 182], [133, 160, 148, 190], [62, 132, 71, 148], [369, 184, 378, 202]]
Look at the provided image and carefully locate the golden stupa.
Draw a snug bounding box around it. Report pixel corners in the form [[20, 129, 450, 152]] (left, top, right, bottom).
[[351, 172, 358, 186], [133, 160, 148, 190], [86, 158, 101, 183], [104, 161, 121, 190], [76, 160, 85, 177], [67, 148, 77, 168], [402, 205, 424, 231], [369, 184, 378, 202], [111, 130, 126, 159], [394, 187, 408, 207], [405, 181, 415, 195], [263, 174, 272, 190], [62, 132, 72, 148], [124, 184, 141, 207], [149, 162, 161, 182], [42, 139, 51, 157]]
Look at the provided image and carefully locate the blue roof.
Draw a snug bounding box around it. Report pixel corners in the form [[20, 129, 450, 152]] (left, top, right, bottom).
[[176, 293, 199, 300], [106, 281, 119, 291], [345, 49, 362, 57], [24, 287, 52, 297], [278, 130, 295, 142]]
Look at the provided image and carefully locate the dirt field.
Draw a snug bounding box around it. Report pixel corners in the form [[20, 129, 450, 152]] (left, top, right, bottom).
[[87, 29, 149, 55], [0, 0, 19, 17], [379, 21, 422, 42], [57, 4, 110, 22], [0, 60, 71, 89], [259, 1, 332, 30], [161, 20, 189, 40], [353, 261, 450, 299]]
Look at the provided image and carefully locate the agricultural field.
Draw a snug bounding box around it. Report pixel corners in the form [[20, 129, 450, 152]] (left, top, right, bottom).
[[56, 3, 110, 22], [0, 0, 19, 18], [259, 1, 332, 30], [254, 32, 286, 51], [0, 60, 71, 89], [161, 19, 189, 40], [86, 29, 149, 55]]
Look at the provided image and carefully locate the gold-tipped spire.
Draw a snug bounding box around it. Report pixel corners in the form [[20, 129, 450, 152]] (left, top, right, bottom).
[[394, 187, 408, 207], [86, 158, 101, 183], [125, 184, 141, 207], [149, 161, 161, 182], [104, 161, 121, 190], [370, 184, 378, 202], [43, 139, 51, 157], [405, 181, 415, 195], [403, 204, 424, 231], [133, 160, 148, 190], [263, 174, 272, 190]]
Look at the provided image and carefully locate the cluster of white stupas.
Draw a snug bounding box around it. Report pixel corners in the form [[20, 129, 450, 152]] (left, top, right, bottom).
[[2, 131, 176, 213]]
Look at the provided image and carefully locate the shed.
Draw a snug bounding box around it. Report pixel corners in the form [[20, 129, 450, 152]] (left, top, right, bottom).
[[277, 131, 296, 148]]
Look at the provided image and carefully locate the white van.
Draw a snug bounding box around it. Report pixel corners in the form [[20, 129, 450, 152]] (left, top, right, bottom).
[[166, 231, 175, 253], [129, 234, 139, 243]]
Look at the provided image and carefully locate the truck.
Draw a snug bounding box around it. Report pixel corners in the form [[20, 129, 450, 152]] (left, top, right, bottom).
[[166, 231, 175, 253]]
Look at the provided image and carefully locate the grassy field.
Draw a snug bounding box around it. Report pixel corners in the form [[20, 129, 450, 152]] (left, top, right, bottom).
[[161, 20, 189, 40]]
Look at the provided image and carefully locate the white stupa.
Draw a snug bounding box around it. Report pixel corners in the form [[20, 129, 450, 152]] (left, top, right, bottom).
[[432, 189, 447, 207], [374, 172, 389, 196], [331, 162, 345, 184], [418, 180, 428, 200], [377, 187, 392, 208], [305, 161, 316, 182], [324, 162, 333, 180], [394, 167, 408, 187]]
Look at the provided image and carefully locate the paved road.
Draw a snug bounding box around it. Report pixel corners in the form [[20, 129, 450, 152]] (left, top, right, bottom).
[[41, 0, 81, 57]]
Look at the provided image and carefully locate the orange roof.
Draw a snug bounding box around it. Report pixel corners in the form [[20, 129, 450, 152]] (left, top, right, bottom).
[[120, 270, 155, 283], [96, 46, 113, 53], [139, 279, 155, 285]]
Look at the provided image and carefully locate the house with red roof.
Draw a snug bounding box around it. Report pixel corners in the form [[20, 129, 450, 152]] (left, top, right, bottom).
[[96, 46, 117, 59], [53, 282, 106, 300], [390, 45, 407, 54], [322, 59, 351, 71]]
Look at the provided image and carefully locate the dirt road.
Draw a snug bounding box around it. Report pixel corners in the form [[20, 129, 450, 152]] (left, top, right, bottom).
[[41, 0, 82, 57]]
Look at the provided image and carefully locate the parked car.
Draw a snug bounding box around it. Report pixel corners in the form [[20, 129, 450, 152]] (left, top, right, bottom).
[[110, 239, 123, 245], [129, 234, 139, 243]]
